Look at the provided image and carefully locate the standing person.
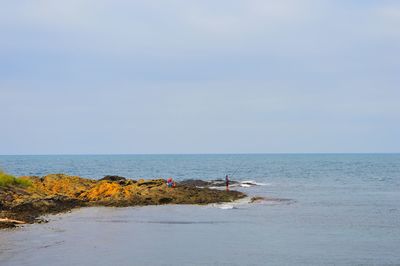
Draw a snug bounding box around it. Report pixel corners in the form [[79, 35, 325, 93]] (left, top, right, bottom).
[[225, 175, 230, 191]]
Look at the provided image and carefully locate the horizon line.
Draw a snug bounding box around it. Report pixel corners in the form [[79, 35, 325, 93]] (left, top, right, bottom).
[[1, 152, 399, 156]]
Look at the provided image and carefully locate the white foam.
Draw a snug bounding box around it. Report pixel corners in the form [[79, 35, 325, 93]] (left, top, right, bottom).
[[217, 204, 235, 209], [211, 197, 253, 209]]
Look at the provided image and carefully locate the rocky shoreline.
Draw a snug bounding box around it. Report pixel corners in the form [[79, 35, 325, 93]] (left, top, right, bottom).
[[0, 174, 246, 229]]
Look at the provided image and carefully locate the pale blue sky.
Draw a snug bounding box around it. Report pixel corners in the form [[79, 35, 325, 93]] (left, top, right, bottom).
[[1, 0, 399, 154]]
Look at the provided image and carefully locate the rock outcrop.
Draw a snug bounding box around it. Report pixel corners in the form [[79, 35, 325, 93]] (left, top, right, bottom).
[[1, 174, 246, 228]]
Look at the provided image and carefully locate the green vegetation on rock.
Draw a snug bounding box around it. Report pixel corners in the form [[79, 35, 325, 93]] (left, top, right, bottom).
[[0, 170, 32, 187]]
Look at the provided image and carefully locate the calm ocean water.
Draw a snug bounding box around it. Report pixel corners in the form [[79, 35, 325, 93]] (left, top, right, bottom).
[[1, 154, 399, 265]]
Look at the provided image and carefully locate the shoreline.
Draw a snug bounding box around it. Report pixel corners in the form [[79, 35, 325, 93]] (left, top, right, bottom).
[[0, 174, 246, 229]]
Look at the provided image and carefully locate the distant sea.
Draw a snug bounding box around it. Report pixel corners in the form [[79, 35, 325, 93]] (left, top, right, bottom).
[[1, 154, 399, 265]]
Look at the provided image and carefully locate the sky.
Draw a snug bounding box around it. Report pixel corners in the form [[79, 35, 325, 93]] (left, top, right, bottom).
[[0, 0, 399, 154]]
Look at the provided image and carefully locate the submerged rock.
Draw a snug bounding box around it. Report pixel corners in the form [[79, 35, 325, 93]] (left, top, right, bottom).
[[250, 196, 265, 203]]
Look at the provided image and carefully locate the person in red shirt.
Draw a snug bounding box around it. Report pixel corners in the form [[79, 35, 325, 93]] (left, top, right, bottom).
[[167, 177, 175, 188]]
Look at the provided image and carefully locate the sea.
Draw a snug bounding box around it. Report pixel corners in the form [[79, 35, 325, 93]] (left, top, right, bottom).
[[0, 154, 399, 266]]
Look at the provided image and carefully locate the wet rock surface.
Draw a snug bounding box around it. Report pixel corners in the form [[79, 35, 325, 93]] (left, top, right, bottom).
[[178, 179, 261, 188], [179, 179, 237, 187], [1, 174, 246, 228]]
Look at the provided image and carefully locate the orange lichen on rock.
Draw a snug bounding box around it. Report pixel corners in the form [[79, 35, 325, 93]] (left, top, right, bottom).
[[26, 174, 95, 198], [82, 182, 127, 202]]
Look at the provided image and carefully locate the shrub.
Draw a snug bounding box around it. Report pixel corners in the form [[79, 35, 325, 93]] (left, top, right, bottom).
[[0, 170, 32, 187], [15, 177, 32, 187], [0, 171, 15, 187]]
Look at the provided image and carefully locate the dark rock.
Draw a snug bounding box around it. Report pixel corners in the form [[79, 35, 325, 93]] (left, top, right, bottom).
[[11, 195, 84, 214], [0, 222, 16, 229], [179, 179, 239, 187], [250, 196, 265, 203], [137, 179, 164, 187], [179, 179, 211, 187], [100, 175, 127, 182], [159, 197, 173, 204], [210, 179, 240, 187]]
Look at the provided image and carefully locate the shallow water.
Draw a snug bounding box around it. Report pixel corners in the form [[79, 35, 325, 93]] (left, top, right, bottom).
[[1, 154, 400, 265]]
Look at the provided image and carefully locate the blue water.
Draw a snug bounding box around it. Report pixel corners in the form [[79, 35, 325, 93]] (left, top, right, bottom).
[[1, 154, 400, 265]]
